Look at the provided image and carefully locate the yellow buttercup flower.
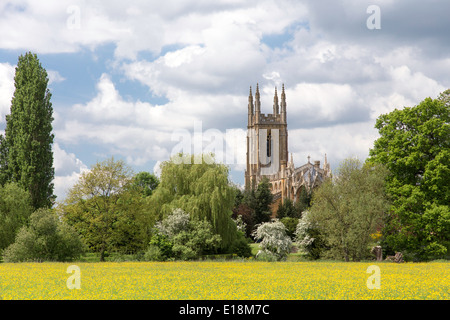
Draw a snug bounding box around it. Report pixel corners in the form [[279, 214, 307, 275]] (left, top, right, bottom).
[[0, 261, 448, 300]]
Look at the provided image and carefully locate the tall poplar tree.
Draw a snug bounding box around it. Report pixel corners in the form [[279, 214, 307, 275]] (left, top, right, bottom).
[[0, 52, 55, 209]]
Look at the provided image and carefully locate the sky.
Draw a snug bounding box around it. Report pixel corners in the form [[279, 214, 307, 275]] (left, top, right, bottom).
[[0, 0, 449, 202]]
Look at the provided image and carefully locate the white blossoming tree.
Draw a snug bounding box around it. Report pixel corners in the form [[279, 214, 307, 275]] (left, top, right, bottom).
[[252, 219, 292, 261], [155, 208, 190, 237], [294, 211, 325, 260], [295, 211, 314, 247], [147, 208, 222, 261], [232, 214, 247, 234]]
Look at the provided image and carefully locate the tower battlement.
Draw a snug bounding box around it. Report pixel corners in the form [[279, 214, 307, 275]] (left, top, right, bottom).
[[259, 113, 282, 123]]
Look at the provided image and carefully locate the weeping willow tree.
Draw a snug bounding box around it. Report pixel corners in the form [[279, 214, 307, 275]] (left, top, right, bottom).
[[147, 153, 238, 250]]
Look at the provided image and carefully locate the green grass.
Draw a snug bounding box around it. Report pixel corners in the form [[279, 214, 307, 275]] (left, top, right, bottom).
[[0, 260, 448, 300]]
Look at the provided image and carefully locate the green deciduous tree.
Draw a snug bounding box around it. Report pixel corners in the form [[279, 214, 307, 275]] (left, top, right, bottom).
[[367, 95, 450, 260], [438, 88, 450, 106], [60, 157, 150, 261], [280, 217, 299, 240], [132, 171, 159, 197], [295, 211, 327, 260], [0, 52, 55, 209], [145, 208, 222, 261], [147, 153, 237, 250], [2, 208, 84, 262], [171, 219, 222, 260], [233, 178, 275, 238], [277, 190, 310, 219], [0, 183, 33, 252], [308, 158, 389, 261]]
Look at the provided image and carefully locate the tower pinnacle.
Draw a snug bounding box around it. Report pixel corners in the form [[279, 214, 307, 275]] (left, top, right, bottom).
[[248, 86, 254, 126], [280, 83, 286, 123], [273, 87, 279, 114], [248, 86, 253, 112], [255, 83, 261, 116]]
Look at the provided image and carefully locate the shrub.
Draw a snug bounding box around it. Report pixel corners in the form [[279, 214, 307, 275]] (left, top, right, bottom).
[[0, 183, 33, 251], [280, 217, 299, 240], [2, 208, 85, 262], [148, 208, 222, 261], [147, 233, 173, 261], [144, 245, 164, 261], [295, 211, 325, 260], [171, 219, 222, 260], [155, 208, 190, 238], [230, 232, 252, 258]]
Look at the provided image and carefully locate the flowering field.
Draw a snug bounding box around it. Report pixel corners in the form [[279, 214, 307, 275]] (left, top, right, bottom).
[[0, 261, 448, 300]]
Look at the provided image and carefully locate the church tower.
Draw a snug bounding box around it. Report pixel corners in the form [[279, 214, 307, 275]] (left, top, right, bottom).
[[244, 83, 331, 212], [245, 84, 288, 190]]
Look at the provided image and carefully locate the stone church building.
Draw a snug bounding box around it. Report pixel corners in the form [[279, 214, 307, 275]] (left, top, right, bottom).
[[245, 84, 331, 209]]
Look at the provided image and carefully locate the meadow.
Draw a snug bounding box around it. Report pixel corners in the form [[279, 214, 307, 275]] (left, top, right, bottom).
[[0, 260, 448, 300]]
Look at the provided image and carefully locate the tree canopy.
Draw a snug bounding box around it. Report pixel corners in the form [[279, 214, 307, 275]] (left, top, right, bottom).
[[60, 157, 150, 261], [2, 208, 84, 262], [0, 52, 55, 209], [132, 171, 159, 197], [147, 153, 238, 250], [237, 177, 273, 231], [308, 158, 390, 261], [0, 183, 33, 252], [146, 208, 222, 261], [367, 95, 450, 260]]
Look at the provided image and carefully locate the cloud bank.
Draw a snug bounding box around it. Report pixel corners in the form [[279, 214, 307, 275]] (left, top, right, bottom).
[[0, 0, 449, 201]]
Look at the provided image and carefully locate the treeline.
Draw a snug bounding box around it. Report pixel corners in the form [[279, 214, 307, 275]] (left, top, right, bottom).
[[0, 52, 448, 263], [0, 155, 254, 262], [367, 92, 449, 261], [235, 90, 449, 262], [296, 91, 449, 262]]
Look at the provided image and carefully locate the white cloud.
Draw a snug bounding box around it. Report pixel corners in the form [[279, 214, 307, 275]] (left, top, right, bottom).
[[122, 21, 267, 97], [0, 0, 128, 54], [163, 45, 207, 68], [3, 0, 450, 198], [0, 0, 307, 60], [0, 62, 15, 124], [56, 73, 200, 166], [152, 160, 162, 177], [52, 142, 88, 201], [388, 65, 445, 103], [47, 70, 66, 84], [53, 142, 87, 176], [289, 121, 379, 172], [54, 70, 252, 173], [286, 82, 366, 127]]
